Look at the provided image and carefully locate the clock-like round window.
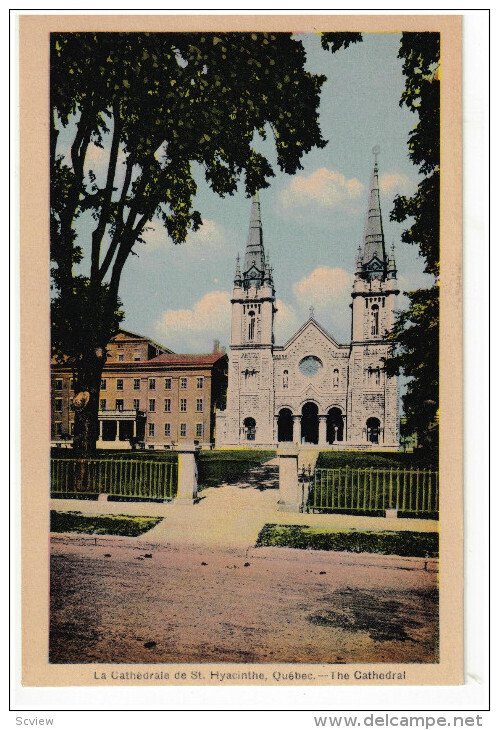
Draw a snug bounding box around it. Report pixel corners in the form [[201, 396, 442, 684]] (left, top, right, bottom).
[[299, 356, 323, 377]]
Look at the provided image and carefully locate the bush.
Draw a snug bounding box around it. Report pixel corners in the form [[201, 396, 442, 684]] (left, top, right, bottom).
[[316, 451, 437, 470], [50, 511, 162, 537], [255, 524, 439, 557]]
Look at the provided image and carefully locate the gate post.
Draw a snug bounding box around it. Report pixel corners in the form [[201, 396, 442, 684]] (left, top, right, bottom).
[[277, 443, 301, 512], [174, 443, 199, 505]]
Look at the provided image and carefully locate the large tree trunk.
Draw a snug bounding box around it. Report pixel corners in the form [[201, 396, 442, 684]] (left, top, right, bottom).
[[72, 348, 107, 457]]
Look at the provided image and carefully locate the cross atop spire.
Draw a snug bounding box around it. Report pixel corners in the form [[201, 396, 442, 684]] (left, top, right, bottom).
[[358, 147, 387, 281]]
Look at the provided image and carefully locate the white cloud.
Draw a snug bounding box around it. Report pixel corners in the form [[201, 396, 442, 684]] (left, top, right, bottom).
[[155, 290, 231, 352], [274, 298, 300, 343], [293, 266, 351, 312], [140, 218, 228, 255], [379, 172, 414, 196], [280, 167, 363, 211]]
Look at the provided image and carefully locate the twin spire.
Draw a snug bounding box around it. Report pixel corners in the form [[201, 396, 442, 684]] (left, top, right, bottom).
[[235, 148, 396, 289]]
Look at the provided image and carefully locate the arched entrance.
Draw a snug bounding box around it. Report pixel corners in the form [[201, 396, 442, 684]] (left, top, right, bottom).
[[243, 416, 256, 441], [301, 402, 319, 444], [327, 407, 344, 443], [366, 417, 381, 444], [277, 408, 293, 442]]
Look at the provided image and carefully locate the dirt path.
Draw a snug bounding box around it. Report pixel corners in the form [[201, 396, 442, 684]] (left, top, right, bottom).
[[50, 536, 438, 665]]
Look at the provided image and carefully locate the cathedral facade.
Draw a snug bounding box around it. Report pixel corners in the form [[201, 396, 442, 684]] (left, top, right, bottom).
[[216, 155, 400, 450]]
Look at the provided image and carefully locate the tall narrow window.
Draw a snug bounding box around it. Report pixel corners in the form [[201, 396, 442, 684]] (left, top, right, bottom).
[[283, 370, 288, 389], [248, 311, 255, 341], [133, 378, 140, 390], [371, 305, 379, 336], [149, 399, 156, 412], [333, 369, 339, 388]]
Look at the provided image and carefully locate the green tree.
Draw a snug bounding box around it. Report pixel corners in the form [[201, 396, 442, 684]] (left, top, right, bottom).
[[385, 32, 440, 451], [51, 32, 328, 454]]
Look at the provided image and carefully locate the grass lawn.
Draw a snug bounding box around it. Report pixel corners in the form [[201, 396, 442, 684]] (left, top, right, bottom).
[[50, 511, 162, 537], [316, 451, 437, 469], [197, 449, 276, 488], [256, 524, 439, 558]]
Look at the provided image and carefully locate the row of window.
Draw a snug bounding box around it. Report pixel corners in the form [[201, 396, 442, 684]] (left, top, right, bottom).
[[99, 398, 204, 413], [53, 377, 205, 391], [102, 376, 204, 391], [149, 423, 204, 438]]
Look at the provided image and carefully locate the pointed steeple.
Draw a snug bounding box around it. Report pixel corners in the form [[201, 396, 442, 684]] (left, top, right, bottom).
[[243, 192, 266, 287], [360, 147, 387, 281]]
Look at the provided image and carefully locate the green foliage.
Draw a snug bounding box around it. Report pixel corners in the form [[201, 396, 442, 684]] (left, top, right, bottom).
[[320, 33, 363, 54], [316, 450, 436, 469], [256, 524, 439, 557], [386, 287, 439, 449], [50, 511, 162, 536], [386, 33, 440, 452], [197, 449, 275, 488]]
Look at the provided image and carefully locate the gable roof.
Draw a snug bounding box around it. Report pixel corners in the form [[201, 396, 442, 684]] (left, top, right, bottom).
[[147, 353, 227, 367], [112, 328, 173, 354], [278, 317, 347, 351]]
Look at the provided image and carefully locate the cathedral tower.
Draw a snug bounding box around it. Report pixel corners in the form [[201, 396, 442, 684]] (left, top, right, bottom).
[[348, 150, 400, 446], [222, 193, 276, 445]]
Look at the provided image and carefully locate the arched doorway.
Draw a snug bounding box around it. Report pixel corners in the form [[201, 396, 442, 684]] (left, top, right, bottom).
[[366, 417, 381, 444], [243, 416, 256, 441], [327, 407, 344, 443], [301, 402, 319, 444], [277, 408, 293, 442]]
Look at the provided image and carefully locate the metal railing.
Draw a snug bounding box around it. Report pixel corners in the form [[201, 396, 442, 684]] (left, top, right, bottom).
[[308, 467, 439, 515], [51, 458, 177, 501]]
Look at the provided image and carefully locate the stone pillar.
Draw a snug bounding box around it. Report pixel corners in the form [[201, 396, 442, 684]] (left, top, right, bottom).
[[277, 443, 301, 512], [174, 443, 199, 505], [292, 415, 301, 444], [318, 416, 327, 446]]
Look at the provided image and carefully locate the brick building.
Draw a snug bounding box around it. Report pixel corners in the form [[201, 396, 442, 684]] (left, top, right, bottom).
[[51, 330, 227, 449]]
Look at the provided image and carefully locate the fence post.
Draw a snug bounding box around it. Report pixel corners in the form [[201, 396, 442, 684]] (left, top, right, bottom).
[[174, 444, 199, 505], [277, 443, 301, 512]]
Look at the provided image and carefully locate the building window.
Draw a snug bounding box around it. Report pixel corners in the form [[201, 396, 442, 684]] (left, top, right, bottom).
[[117, 379, 123, 390], [70, 378, 75, 391], [164, 398, 171, 412], [70, 422, 74, 435], [165, 378, 172, 390], [133, 399, 140, 410], [180, 423, 187, 437], [118, 354, 124, 362], [148, 423, 155, 437], [116, 399, 124, 412], [164, 423, 171, 437], [196, 398, 203, 412], [133, 352, 141, 361], [100, 399, 106, 411], [197, 377, 204, 389], [371, 304, 379, 336], [54, 398, 63, 412], [133, 378, 140, 390], [180, 398, 187, 412], [333, 368, 339, 388], [54, 422, 62, 437], [180, 377, 187, 389], [149, 378, 156, 390], [283, 370, 288, 389], [248, 311, 255, 341], [196, 423, 204, 438], [54, 379, 63, 391], [101, 379, 107, 390], [149, 399, 156, 412]]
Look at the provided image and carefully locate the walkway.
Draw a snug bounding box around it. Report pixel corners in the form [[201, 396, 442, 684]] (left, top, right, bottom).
[[51, 457, 438, 550]]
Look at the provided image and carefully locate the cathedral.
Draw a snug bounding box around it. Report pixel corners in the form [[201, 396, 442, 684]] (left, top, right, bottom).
[[216, 154, 400, 450]]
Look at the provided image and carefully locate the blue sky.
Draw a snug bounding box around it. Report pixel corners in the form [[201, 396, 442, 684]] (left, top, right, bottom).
[[64, 32, 434, 353]]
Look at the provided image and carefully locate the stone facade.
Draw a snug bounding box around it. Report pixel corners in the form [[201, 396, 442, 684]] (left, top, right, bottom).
[[216, 155, 400, 450]]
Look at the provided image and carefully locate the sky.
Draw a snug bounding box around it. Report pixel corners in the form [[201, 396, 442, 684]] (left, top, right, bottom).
[[63, 32, 435, 354]]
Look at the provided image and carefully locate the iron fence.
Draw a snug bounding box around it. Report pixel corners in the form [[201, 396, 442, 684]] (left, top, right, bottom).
[[308, 467, 439, 515], [51, 458, 177, 501]]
